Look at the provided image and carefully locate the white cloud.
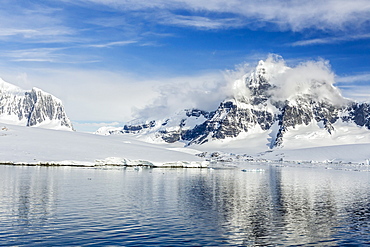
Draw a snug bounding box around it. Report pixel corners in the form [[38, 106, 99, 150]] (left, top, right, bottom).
[[1, 54, 368, 132], [338, 85, 370, 103], [87, 40, 137, 48], [0, 47, 99, 64], [335, 73, 370, 102], [336, 73, 370, 84], [1, 0, 369, 52], [291, 34, 370, 46], [133, 71, 228, 119], [157, 13, 244, 30], [136, 55, 358, 121], [0, 67, 158, 122], [0, 66, 236, 124], [2, 48, 64, 62], [0, 29, 39, 37], [0, 2, 74, 43], [268, 58, 346, 105], [291, 38, 342, 47], [72, 121, 121, 132], [73, 0, 370, 32]]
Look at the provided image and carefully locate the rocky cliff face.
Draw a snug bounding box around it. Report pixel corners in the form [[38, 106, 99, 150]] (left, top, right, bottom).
[[97, 57, 370, 148], [0, 78, 73, 130]]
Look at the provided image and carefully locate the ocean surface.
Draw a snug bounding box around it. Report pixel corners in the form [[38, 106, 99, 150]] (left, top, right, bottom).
[[1, 164, 370, 246]]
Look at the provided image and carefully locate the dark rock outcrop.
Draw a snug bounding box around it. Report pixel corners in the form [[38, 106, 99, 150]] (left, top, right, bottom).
[[0, 80, 73, 130], [99, 58, 370, 148]]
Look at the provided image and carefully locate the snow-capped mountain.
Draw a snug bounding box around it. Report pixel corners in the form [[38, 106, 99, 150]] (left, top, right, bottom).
[[97, 56, 370, 148], [0, 78, 73, 131]]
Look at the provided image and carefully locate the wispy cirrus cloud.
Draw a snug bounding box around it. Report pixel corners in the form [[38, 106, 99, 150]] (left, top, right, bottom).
[[0, 29, 39, 37], [291, 34, 370, 46], [71, 0, 370, 32], [87, 40, 137, 48], [3, 0, 370, 48], [337, 73, 370, 84], [1, 48, 65, 62], [156, 13, 245, 30], [337, 85, 370, 102], [1, 47, 99, 64], [336, 73, 370, 102], [0, 2, 74, 43]]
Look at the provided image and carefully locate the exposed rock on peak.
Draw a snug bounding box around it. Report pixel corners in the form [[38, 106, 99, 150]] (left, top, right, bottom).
[[0, 78, 73, 131], [97, 56, 370, 148]]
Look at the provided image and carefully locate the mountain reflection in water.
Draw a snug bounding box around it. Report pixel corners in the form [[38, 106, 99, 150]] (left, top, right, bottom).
[[0, 165, 369, 246]]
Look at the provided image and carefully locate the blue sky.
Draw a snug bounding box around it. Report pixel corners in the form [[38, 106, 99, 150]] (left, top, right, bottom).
[[1, 0, 370, 131]]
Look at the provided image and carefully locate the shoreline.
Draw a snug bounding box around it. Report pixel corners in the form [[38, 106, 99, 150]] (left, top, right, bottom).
[[0, 161, 210, 168], [2, 159, 370, 172]]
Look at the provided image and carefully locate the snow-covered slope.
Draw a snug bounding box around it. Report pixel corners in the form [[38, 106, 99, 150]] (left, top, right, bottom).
[[261, 143, 370, 164], [0, 124, 205, 167], [0, 78, 73, 131], [1, 123, 369, 166], [97, 56, 370, 150]]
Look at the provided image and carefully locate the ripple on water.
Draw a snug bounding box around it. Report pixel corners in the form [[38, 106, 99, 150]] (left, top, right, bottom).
[[0, 165, 370, 246]]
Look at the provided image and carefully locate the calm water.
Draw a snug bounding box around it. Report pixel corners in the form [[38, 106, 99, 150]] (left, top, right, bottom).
[[1, 165, 370, 246]]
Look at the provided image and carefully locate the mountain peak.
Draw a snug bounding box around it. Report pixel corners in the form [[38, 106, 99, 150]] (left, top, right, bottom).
[[0, 78, 73, 131], [0, 78, 23, 93], [98, 56, 370, 150], [254, 55, 288, 79], [243, 55, 348, 107]]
